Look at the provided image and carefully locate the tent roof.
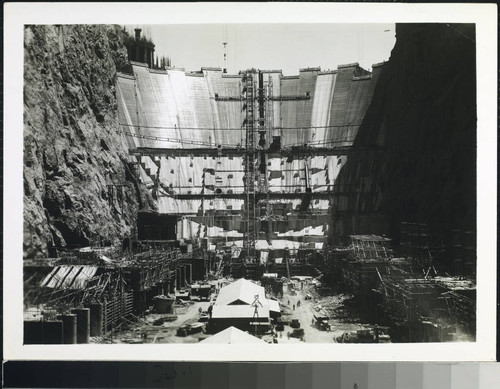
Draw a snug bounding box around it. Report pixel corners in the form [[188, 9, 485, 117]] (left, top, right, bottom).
[[40, 266, 98, 289], [215, 278, 265, 306], [200, 327, 266, 344]]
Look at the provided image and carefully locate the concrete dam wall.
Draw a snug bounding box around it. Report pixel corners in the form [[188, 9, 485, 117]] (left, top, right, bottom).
[[116, 61, 384, 240], [117, 63, 383, 150]]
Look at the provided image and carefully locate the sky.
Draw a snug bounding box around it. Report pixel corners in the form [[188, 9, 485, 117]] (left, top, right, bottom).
[[127, 24, 396, 75]]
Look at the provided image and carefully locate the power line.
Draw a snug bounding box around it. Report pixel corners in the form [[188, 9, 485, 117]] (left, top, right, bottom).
[[124, 131, 355, 149], [119, 123, 363, 131]]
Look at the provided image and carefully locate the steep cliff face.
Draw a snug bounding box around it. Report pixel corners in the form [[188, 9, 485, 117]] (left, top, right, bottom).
[[23, 25, 154, 259], [333, 24, 476, 252]]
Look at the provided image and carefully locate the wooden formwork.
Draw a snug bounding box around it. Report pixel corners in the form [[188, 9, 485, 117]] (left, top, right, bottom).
[[102, 292, 134, 333], [132, 250, 180, 291], [441, 290, 476, 333], [379, 277, 449, 325]]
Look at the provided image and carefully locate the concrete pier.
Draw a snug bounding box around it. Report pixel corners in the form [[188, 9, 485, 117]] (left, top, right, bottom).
[[71, 308, 90, 344], [56, 314, 77, 344]]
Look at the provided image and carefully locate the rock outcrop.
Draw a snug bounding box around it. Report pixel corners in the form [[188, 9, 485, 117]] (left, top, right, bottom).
[[23, 25, 153, 259], [332, 24, 476, 261]]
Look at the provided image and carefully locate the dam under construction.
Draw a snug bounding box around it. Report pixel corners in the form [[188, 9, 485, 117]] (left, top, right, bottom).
[[22, 24, 477, 345]]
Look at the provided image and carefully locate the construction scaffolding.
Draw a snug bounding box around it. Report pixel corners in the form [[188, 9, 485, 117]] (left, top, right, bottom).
[[24, 248, 185, 337], [124, 249, 180, 291], [243, 70, 257, 262], [118, 64, 385, 277], [349, 235, 392, 261], [376, 268, 475, 342]]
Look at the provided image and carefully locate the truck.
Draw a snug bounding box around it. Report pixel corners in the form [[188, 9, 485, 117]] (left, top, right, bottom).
[[335, 327, 391, 343], [313, 314, 331, 331]]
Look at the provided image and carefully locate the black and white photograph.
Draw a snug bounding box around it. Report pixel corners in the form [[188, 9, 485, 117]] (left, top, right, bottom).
[[4, 3, 497, 362]]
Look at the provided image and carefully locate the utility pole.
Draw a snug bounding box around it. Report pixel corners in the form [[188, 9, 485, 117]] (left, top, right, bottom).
[[222, 42, 227, 73]]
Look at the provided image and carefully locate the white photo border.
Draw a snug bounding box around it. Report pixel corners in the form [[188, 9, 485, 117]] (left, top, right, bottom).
[[4, 2, 497, 361]]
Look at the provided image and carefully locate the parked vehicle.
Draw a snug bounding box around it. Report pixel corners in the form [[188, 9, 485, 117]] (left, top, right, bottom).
[[190, 322, 205, 334], [313, 314, 331, 331], [290, 319, 301, 329], [290, 328, 305, 338], [176, 325, 191, 337], [336, 328, 391, 343]]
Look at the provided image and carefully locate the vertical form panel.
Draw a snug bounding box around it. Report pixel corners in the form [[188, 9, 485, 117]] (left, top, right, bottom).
[[345, 78, 374, 143], [220, 75, 244, 146], [271, 72, 282, 138], [146, 70, 177, 127], [116, 76, 145, 149], [186, 73, 216, 146], [328, 64, 357, 144], [311, 72, 337, 146], [204, 69, 224, 146], [168, 70, 197, 146], [128, 66, 150, 145], [134, 66, 179, 148], [296, 68, 318, 144], [280, 76, 299, 146]]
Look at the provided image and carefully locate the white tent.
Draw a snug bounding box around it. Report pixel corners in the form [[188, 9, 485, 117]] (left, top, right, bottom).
[[200, 326, 266, 344]]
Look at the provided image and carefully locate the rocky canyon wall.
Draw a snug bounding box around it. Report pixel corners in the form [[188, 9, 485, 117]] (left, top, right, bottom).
[[332, 23, 476, 258], [23, 25, 154, 259]]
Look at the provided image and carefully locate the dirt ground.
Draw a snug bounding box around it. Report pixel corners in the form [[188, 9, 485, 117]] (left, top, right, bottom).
[[104, 278, 367, 344], [102, 297, 213, 344], [275, 280, 367, 343]]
